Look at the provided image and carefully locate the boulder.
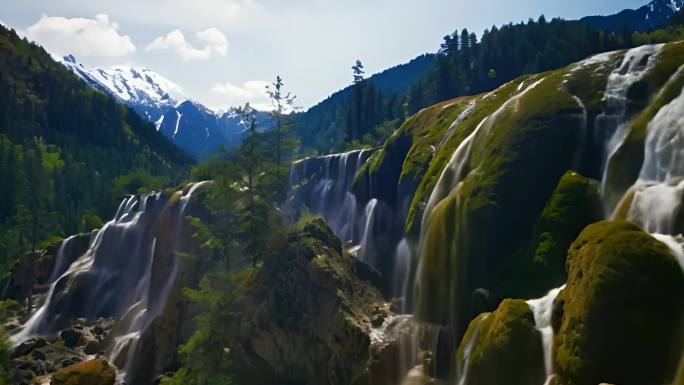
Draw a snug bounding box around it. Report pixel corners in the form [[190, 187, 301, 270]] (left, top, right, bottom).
[[552, 221, 684, 385], [456, 299, 545, 385], [60, 328, 83, 348], [13, 337, 47, 358], [51, 358, 116, 385], [227, 219, 392, 385]]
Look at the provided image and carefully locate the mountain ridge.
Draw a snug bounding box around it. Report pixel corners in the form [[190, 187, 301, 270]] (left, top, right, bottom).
[[582, 0, 684, 32], [59, 55, 271, 158]]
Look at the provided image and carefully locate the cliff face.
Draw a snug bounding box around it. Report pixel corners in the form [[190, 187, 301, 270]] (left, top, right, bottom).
[[289, 41, 684, 384]]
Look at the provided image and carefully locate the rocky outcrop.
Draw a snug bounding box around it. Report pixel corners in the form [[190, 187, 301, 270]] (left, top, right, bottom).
[[552, 221, 684, 385], [2, 232, 94, 311], [10, 318, 115, 385], [226, 219, 391, 385], [456, 299, 544, 385], [497, 171, 603, 300], [50, 358, 115, 385]]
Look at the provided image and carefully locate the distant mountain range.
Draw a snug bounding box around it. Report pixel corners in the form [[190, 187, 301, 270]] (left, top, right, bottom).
[[60, 55, 271, 158], [582, 0, 683, 32]]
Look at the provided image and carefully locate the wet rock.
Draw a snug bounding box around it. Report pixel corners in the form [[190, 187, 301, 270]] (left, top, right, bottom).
[[225, 219, 391, 385], [456, 299, 544, 385], [60, 328, 83, 348], [83, 340, 104, 355], [31, 349, 46, 361], [51, 358, 116, 385], [13, 337, 47, 358], [57, 357, 83, 368], [553, 221, 684, 385]]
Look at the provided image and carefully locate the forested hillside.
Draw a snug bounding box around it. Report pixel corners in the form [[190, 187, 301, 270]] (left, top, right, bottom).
[[0, 25, 192, 269], [297, 16, 638, 154]]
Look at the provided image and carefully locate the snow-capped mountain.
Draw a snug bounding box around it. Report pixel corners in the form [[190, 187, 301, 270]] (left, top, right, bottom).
[[59, 55, 270, 158], [582, 0, 684, 33]]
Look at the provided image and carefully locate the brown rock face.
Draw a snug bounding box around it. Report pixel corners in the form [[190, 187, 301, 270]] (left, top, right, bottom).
[[50, 358, 115, 385], [228, 219, 391, 385]]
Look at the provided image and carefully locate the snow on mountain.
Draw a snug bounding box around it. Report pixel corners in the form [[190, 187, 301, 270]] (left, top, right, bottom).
[[582, 0, 684, 33], [59, 55, 271, 158], [60, 55, 184, 108]]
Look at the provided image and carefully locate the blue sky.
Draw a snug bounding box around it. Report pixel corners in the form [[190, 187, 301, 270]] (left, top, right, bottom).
[[2, 0, 647, 110]]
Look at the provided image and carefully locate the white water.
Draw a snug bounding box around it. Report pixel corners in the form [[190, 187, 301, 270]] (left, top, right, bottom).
[[358, 198, 379, 266], [526, 285, 565, 381], [111, 181, 209, 383], [420, 77, 545, 235], [651, 234, 684, 272], [393, 238, 412, 312], [599, 44, 664, 210], [571, 95, 588, 170], [456, 314, 487, 385], [12, 181, 209, 383], [48, 234, 79, 284], [11, 193, 161, 344], [626, 80, 684, 234], [289, 149, 372, 245]]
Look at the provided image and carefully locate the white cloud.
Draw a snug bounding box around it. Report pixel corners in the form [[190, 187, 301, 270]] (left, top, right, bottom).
[[146, 28, 228, 61], [210, 80, 270, 109], [25, 14, 135, 59]]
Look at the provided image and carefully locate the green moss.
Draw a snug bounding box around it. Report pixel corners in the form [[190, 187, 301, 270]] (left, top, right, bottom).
[[406, 76, 534, 233], [456, 299, 544, 385], [51, 358, 116, 385], [553, 221, 684, 385], [415, 67, 588, 329], [496, 171, 603, 299], [353, 97, 469, 192]]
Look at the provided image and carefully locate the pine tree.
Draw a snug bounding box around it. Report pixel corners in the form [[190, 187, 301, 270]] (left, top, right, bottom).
[[265, 76, 297, 191]]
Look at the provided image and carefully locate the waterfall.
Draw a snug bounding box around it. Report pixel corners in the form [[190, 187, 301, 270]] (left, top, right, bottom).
[[358, 198, 380, 265], [288, 149, 373, 244], [420, 77, 545, 236], [393, 239, 412, 313], [599, 44, 664, 211], [110, 181, 209, 383], [625, 80, 684, 234], [11, 182, 209, 380], [526, 285, 565, 382], [571, 95, 588, 170], [48, 235, 79, 284], [11, 192, 163, 343], [456, 314, 487, 385]]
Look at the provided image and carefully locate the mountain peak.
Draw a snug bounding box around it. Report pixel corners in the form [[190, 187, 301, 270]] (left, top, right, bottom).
[[59, 56, 185, 108]]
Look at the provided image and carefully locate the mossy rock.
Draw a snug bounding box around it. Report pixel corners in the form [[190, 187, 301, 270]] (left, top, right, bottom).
[[552, 221, 684, 385], [51, 358, 116, 385], [456, 299, 544, 385], [497, 170, 603, 299], [415, 69, 588, 333]]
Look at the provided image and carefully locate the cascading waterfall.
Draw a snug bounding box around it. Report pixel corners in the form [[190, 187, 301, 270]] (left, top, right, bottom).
[[456, 315, 486, 385], [599, 44, 664, 211], [11, 182, 209, 382], [625, 77, 684, 234], [419, 77, 545, 238], [48, 234, 79, 284], [288, 149, 373, 245], [526, 285, 566, 383], [12, 192, 163, 343], [110, 181, 209, 383]]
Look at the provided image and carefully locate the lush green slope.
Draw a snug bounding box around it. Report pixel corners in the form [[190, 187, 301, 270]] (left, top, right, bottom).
[[0, 25, 192, 265]]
